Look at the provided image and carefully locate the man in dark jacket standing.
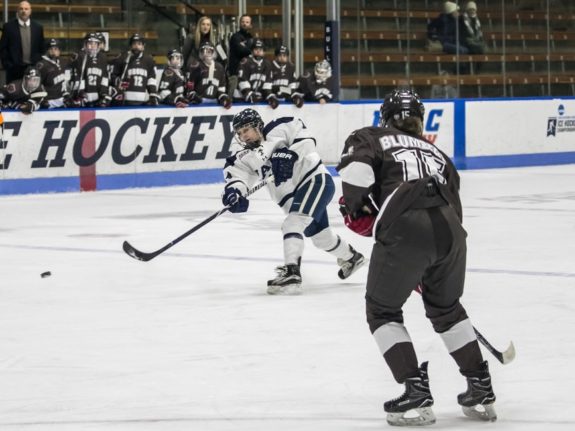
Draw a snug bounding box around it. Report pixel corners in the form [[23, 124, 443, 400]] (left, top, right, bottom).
[[0, 1, 45, 84], [227, 14, 252, 97]]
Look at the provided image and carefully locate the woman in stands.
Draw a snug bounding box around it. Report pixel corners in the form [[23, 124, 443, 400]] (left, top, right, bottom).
[[182, 16, 217, 68]]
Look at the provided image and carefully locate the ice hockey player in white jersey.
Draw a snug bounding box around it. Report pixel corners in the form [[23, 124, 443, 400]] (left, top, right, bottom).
[[222, 108, 366, 295]]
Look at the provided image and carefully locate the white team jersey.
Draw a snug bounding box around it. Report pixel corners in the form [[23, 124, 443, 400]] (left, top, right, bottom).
[[224, 116, 329, 211]]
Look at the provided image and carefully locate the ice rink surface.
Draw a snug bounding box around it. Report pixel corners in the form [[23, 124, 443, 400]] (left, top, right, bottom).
[[1, 164, 574, 430]]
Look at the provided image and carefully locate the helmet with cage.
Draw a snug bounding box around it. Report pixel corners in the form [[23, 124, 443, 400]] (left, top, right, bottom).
[[232, 108, 265, 149], [167, 49, 183, 68], [83, 32, 101, 57], [199, 41, 216, 64], [23, 67, 41, 93], [314, 60, 332, 82]]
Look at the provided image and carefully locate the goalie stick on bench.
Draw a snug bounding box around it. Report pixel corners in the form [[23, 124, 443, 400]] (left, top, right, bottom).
[[122, 176, 273, 262]]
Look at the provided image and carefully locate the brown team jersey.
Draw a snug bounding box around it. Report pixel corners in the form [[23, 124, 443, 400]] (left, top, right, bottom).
[[336, 125, 462, 229]]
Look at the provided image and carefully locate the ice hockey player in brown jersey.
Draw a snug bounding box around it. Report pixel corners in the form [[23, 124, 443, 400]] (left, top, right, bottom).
[[185, 41, 231, 108], [268, 45, 303, 109], [337, 89, 497, 426], [0, 66, 47, 113], [110, 34, 159, 106], [158, 49, 188, 108], [235, 38, 272, 104]]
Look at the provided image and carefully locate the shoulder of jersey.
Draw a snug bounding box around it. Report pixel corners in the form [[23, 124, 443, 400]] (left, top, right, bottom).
[[164, 68, 174, 77]]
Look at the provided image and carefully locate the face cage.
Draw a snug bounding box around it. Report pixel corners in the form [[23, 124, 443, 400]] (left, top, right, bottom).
[[169, 54, 183, 68], [200, 48, 215, 64], [315, 67, 331, 82], [234, 121, 263, 148], [24, 76, 41, 92], [85, 40, 100, 57]]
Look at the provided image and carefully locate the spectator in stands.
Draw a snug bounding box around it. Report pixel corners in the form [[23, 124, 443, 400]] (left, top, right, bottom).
[[430, 70, 458, 99], [182, 16, 217, 68], [35, 38, 71, 108], [0, 1, 45, 85], [110, 34, 159, 106], [236, 38, 273, 104], [227, 14, 253, 98], [0, 66, 46, 114], [158, 49, 188, 108], [427, 2, 468, 55], [186, 42, 232, 108], [269, 45, 303, 109], [462, 1, 485, 54], [68, 32, 111, 107], [299, 60, 334, 104]]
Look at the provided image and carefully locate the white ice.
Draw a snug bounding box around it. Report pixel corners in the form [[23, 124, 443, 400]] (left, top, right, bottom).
[[1, 164, 574, 430]]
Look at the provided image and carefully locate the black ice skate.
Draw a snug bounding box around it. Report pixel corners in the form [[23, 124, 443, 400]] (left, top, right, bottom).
[[337, 246, 366, 279], [267, 264, 302, 295], [458, 361, 497, 422], [384, 361, 436, 427]]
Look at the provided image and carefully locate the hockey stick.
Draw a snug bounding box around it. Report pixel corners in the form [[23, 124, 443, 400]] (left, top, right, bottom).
[[122, 176, 273, 262], [415, 286, 515, 365], [473, 327, 516, 365]]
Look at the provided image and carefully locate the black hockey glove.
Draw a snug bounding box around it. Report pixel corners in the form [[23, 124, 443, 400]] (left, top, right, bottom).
[[292, 93, 304, 108], [267, 94, 279, 109], [246, 91, 262, 104], [222, 187, 249, 213], [270, 148, 299, 186], [218, 93, 232, 109], [19, 101, 36, 114]]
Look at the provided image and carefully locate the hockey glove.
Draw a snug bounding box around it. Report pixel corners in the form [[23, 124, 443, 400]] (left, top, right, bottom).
[[19, 101, 36, 114], [246, 91, 263, 104], [218, 93, 232, 109], [338, 196, 375, 237], [222, 187, 249, 213], [148, 95, 160, 106], [175, 98, 189, 108], [188, 91, 203, 104], [292, 93, 304, 108], [270, 148, 299, 186], [267, 94, 279, 109]]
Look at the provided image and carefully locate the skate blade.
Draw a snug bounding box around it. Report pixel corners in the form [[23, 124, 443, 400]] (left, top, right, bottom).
[[462, 403, 497, 422], [266, 283, 302, 295], [337, 257, 368, 280], [387, 407, 436, 427]]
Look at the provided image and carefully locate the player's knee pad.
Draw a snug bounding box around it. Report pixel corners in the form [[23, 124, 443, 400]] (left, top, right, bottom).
[[282, 212, 312, 235], [366, 295, 404, 334]]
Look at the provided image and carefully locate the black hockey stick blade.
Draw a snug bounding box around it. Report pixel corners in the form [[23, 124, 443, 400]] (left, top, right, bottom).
[[473, 328, 516, 365], [123, 240, 160, 262]]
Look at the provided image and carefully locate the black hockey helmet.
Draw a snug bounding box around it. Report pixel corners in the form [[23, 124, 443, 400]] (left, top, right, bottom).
[[233, 108, 264, 148], [44, 38, 59, 51], [251, 38, 265, 51], [379, 89, 425, 127], [199, 41, 216, 63], [232, 108, 264, 133], [23, 66, 41, 92], [167, 48, 183, 67], [129, 33, 145, 46], [274, 45, 289, 57], [84, 32, 101, 57]]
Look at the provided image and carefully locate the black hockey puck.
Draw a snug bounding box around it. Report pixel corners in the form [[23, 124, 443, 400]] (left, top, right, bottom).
[[41, 271, 51, 278]]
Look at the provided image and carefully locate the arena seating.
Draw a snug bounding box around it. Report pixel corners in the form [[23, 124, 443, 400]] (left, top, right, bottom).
[[0, 0, 573, 98]]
